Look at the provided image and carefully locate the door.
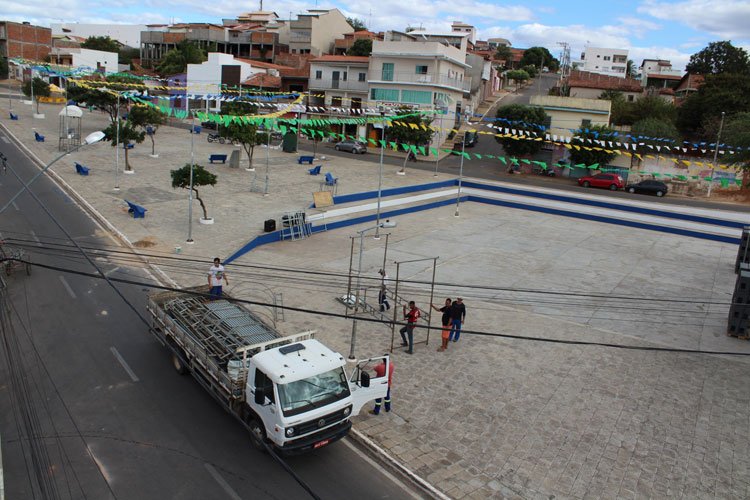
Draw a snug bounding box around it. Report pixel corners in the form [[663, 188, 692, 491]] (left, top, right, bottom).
[[348, 356, 389, 416], [332, 71, 340, 89], [249, 368, 278, 440]]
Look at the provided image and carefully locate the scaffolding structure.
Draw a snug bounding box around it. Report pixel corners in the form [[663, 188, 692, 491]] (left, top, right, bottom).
[[280, 210, 311, 240]]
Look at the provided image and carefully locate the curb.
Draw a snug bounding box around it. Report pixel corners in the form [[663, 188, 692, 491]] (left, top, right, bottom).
[[0, 122, 179, 289], [348, 428, 450, 500]]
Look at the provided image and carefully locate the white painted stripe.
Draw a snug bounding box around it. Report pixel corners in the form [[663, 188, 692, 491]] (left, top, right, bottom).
[[109, 347, 139, 382], [341, 438, 424, 500], [29, 230, 41, 246], [11, 201, 18, 211], [104, 266, 120, 277], [0, 136, 9, 143], [58, 275, 76, 298], [204, 463, 242, 500]]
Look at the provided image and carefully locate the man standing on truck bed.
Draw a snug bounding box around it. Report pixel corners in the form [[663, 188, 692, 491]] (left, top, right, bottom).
[[207, 257, 229, 297]]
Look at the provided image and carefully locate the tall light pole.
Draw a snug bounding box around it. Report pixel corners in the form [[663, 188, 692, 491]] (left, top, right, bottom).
[[434, 107, 442, 177], [349, 220, 397, 359], [707, 111, 726, 198], [187, 100, 195, 243], [454, 128, 466, 217], [0, 131, 106, 215], [374, 111, 385, 239], [101, 87, 127, 189]]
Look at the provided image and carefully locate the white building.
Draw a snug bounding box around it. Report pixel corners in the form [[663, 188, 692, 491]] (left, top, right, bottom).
[[640, 59, 681, 77], [580, 46, 628, 78], [451, 21, 476, 45], [51, 23, 146, 48], [309, 55, 370, 138], [186, 53, 274, 111], [48, 47, 119, 74]]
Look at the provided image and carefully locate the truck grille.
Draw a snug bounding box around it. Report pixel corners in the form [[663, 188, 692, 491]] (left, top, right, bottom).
[[295, 406, 351, 436]]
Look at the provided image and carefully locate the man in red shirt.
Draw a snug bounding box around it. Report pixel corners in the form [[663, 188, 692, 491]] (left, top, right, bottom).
[[371, 357, 394, 415], [399, 301, 420, 354]]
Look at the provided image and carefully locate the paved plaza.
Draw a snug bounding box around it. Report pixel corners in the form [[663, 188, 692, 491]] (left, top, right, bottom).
[[4, 99, 750, 499]]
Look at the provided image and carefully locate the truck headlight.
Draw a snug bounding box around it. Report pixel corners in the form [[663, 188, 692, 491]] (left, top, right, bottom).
[[343, 406, 351, 417], [285, 427, 295, 437]]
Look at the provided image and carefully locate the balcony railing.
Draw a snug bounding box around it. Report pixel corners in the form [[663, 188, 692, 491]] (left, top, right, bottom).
[[309, 78, 369, 91], [373, 71, 471, 91]]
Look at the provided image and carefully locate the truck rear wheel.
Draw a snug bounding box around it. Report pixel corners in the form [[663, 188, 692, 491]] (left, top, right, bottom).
[[171, 352, 188, 375], [248, 419, 268, 452]]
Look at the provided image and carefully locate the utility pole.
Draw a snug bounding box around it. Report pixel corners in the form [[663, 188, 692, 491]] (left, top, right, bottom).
[[707, 111, 726, 198]]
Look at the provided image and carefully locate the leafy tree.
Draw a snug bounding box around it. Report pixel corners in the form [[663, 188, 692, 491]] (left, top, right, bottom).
[[156, 40, 206, 75], [170, 164, 217, 220], [102, 119, 145, 171], [493, 104, 548, 157], [520, 46, 556, 70], [631, 96, 676, 124], [82, 35, 120, 53], [722, 113, 750, 187], [569, 124, 618, 168], [677, 73, 750, 138], [346, 17, 368, 31], [494, 45, 512, 67], [301, 121, 332, 157], [599, 89, 624, 102], [347, 38, 373, 57], [522, 65, 538, 78], [685, 41, 750, 75], [0, 57, 8, 79], [631, 117, 680, 148], [385, 106, 433, 172], [128, 104, 168, 156], [119, 47, 141, 68], [506, 69, 529, 90], [22, 77, 50, 113], [218, 101, 268, 169]]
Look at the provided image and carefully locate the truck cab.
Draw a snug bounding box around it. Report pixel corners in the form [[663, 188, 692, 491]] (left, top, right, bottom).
[[246, 340, 388, 454]]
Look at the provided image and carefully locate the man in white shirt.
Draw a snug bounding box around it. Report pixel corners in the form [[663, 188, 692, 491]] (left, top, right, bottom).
[[378, 269, 390, 312], [207, 257, 229, 297]]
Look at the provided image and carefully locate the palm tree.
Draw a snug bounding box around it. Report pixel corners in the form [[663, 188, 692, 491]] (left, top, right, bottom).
[[626, 59, 636, 79]]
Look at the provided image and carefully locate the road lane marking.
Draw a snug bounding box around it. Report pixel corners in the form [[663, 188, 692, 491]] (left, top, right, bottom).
[[11, 201, 19, 211], [109, 347, 139, 382], [1, 136, 9, 143], [204, 464, 242, 500], [58, 276, 77, 298], [30, 230, 42, 246], [104, 266, 120, 277]]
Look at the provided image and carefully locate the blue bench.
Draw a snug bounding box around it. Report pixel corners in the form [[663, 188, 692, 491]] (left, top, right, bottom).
[[298, 155, 314, 164], [9, 112, 18, 120], [190, 125, 201, 134], [125, 200, 147, 219], [308, 165, 321, 175], [35, 131, 44, 142], [209, 154, 227, 164], [123, 143, 134, 149], [325, 172, 338, 186], [74, 162, 90, 176]]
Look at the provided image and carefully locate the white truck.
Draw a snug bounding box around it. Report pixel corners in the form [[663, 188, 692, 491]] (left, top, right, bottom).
[[147, 286, 389, 455]]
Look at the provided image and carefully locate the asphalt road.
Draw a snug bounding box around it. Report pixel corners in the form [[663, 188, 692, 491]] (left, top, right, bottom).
[[0, 130, 421, 500]]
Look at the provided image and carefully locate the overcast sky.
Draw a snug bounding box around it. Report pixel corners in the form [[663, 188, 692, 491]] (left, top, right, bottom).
[[4, 0, 750, 71]]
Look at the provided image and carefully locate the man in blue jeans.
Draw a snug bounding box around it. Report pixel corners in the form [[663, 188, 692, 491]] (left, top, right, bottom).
[[399, 301, 420, 354], [449, 297, 466, 342]]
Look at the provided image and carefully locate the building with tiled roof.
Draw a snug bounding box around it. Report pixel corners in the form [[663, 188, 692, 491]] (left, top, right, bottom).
[[333, 30, 383, 55], [568, 70, 673, 102], [674, 73, 705, 102]]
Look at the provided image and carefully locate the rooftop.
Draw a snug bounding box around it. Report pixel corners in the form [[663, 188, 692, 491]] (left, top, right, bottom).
[[311, 55, 370, 63]]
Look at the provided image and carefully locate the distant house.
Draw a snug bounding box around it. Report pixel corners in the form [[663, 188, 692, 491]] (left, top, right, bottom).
[[579, 46, 629, 78], [48, 47, 119, 74], [640, 59, 681, 89], [567, 70, 673, 102], [674, 73, 705, 101], [333, 30, 382, 55]]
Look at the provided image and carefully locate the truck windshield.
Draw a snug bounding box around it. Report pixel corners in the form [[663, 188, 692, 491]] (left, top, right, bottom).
[[277, 367, 351, 417]]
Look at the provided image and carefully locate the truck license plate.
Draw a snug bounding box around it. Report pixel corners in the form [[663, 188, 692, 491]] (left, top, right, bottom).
[[314, 439, 330, 449]]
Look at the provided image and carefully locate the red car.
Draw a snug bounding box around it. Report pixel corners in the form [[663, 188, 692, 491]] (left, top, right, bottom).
[[578, 173, 624, 191]]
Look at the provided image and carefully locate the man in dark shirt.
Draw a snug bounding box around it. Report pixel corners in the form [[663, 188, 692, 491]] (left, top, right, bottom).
[[430, 298, 452, 352], [399, 301, 420, 354], [450, 298, 466, 342]]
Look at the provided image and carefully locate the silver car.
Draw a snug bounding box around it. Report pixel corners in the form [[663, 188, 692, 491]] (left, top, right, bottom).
[[335, 139, 367, 154]]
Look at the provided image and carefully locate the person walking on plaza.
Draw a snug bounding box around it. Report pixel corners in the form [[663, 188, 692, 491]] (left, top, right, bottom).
[[207, 257, 229, 297], [450, 297, 466, 342], [431, 298, 452, 352], [399, 301, 420, 354], [378, 269, 390, 312], [371, 357, 394, 415]]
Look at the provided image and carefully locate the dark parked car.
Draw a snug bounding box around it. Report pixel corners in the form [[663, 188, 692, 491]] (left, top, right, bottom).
[[578, 173, 624, 190], [626, 180, 668, 197], [453, 131, 479, 150], [335, 139, 367, 154], [201, 121, 218, 130]]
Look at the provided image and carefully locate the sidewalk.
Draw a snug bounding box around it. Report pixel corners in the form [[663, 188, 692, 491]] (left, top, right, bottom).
[[3, 99, 750, 500]]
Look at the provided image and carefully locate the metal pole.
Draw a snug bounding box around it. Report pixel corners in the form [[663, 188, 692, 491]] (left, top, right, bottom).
[[454, 137, 465, 217], [426, 257, 437, 346], [434, 117, 441, 177], [187, 104, 195, 243], [375, 112, 385, 238], [30, 73, 34, 132], [114, 92, 120, 190], [348, 232, 366, 360], [344, 237, 355, 317], [390, 262, 400, 352], [264, 125, 270, 195], [707, 111, 726, 198]]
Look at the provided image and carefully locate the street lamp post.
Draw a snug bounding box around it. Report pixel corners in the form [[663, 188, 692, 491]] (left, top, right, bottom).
[[349, 220, 397, 360], [375, 111, 385, 239], [187, 101, 195, 243], [0, 131, 106, 215], [454, 133, 466, 217], [707, 111, 726, 198]]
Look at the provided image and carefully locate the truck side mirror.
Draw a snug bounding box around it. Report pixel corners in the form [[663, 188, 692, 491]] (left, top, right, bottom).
[[360, 371, 370, 388], [254, 387, 265, 405]]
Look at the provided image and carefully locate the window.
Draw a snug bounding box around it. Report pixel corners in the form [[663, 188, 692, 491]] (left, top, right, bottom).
[[351, 97, 362, 109], [382, 63, 394, 81], [331, 96, 343, 107], [371, 88, 399, 101], [315, 70, 322, 79], [604, 55, 611, 61], [627, 95, 634, 102], [401, 89, 431, 104], [255, 369, 275, 404], [358, 72, 366, 82], [342, 71, 347, 81], [416, 65, 428, 75], [581, 119, 591, 127]]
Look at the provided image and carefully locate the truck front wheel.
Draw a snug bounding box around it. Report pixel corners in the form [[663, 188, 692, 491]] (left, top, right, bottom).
[[248, 419, 268, 452]]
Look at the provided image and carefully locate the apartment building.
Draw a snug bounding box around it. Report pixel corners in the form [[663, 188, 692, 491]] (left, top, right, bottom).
[[48, 47, 119, 74], [308, 55, 369, 137], [0, 21, 51, 62], [285, 9, 352, 56], [640, 59, 681, 89], [451, 21, 476, 45], [580, 46, 628, 78], [368, 30, 471, 147]]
